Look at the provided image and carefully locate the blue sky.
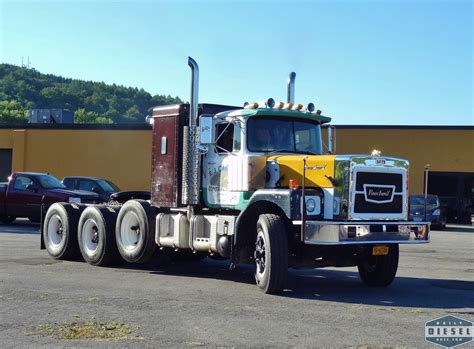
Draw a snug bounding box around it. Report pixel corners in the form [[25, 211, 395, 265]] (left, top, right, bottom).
[[1, 0, 472, 125]]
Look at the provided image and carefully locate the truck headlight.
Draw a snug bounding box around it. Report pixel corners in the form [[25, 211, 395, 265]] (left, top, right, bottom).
[[432, 209, 440, 216], [69, 197, 81, 203]]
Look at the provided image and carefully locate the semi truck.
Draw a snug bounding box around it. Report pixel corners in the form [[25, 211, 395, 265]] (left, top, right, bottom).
[[42, 57, 429, 294]]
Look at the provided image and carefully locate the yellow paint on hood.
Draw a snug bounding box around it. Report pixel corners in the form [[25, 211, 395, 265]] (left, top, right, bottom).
[[267, 155, 336, 188]]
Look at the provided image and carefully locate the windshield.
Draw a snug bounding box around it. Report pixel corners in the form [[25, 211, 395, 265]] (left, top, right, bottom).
[[97, 179, 120, 193], [38, 175, 66, 189], [410, 196, 439, 206], [247, 117, 323, 154]]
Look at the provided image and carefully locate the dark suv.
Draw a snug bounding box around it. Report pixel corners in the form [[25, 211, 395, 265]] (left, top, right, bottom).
[[409, 194, 447, 230], [62, 176, 121, 202]]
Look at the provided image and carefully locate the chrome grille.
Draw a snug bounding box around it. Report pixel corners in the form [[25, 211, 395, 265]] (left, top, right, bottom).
[[353, 171, 404, 215]]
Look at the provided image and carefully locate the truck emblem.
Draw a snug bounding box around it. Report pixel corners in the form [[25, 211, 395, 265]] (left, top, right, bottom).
[[305, 164, 327, 171], [363, 184, 395, 204]]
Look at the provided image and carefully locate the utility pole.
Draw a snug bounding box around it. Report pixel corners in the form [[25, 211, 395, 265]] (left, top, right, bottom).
[[424, 164, 430, 221]]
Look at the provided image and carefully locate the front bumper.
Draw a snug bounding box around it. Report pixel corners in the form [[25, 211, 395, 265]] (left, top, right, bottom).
[[301, 220, 430, 245]]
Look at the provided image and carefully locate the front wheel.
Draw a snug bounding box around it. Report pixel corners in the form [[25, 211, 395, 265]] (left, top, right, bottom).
[[254, 214, 288, 294], [357, 244, 399, 287]]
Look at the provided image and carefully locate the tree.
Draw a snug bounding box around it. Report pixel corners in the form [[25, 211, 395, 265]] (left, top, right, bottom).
[[0, 63, 184, 124], [0, 100, 28, 124], [75, 108, 112, 124]]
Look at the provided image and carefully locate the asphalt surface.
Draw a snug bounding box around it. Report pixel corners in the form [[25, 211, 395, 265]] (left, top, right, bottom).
[[1, 220, 473, 348]]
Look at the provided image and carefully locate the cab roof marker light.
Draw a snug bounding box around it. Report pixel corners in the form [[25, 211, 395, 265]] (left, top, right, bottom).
[[275, 101, 285, 109], [292, 103, 304, 111], [307, 103, 315, 113], [245, 102, 258, 109], [283, 102, 294, 110], [313, 109, 322, 115], [266, 98, 275, 108]]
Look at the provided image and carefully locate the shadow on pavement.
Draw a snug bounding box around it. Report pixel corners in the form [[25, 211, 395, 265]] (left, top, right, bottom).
[[114, 257, 474, 310], [0, 221, 40, 234]]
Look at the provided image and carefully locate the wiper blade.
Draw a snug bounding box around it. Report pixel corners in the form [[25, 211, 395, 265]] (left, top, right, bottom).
[[298, 150, 319, 155], [265, 149, 296, 155]]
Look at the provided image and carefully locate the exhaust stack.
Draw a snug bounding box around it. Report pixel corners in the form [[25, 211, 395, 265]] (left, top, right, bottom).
[[188, 57, 199, 128], [287, 72, 296, 103], [182, 57, 201, 205]]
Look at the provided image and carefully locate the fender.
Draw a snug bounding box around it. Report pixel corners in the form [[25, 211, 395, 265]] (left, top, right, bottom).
[[234, 188, 324, 247]]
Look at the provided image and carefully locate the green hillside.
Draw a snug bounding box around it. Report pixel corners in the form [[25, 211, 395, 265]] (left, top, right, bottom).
[[0, 64, 183, 124]]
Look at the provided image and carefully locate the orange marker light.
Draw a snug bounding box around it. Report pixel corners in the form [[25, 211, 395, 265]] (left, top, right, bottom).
[[289, 179, 299, 190]]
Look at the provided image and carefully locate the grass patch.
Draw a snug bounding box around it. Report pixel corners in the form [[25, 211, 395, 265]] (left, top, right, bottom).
[[35, 321, 137, 340]]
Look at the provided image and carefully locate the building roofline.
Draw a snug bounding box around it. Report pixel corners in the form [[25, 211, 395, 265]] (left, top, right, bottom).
[[0, 123, 472, 130], [0, 123, 152, 130]]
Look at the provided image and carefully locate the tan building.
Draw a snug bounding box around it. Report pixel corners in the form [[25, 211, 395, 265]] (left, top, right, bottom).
[[1, 124, 473, 222]]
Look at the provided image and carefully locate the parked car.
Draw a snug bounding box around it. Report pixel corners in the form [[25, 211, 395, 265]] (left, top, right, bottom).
[[409, 194, 446, 230], [0, 172, 101, 224], [62, 176, 122, 202], [62, 176, 150, 203]]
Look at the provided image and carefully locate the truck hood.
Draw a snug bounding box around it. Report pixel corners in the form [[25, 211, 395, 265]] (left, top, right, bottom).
[[266, 155, 336, 188]]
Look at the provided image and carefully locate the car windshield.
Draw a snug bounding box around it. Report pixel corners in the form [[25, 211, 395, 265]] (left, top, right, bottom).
[[410, 196, 439, 207], [247, 117, 323, 154], [38, 175, 66, 189], [97, 179, 120, 193]]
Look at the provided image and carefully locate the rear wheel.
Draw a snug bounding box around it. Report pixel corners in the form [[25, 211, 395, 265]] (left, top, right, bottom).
[[254, 214, 288, 294], [358, 244, 399, 287], [78, 206, 120, 266], [43, 203, 84, 260], [115, 200, 156, 263]]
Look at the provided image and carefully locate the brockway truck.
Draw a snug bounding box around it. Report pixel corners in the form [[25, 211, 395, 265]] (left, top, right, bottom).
[[42, 58, 429, 293]]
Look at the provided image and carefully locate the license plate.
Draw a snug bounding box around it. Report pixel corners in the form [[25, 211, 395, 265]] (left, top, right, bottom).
[[372, 246, 389, 256]]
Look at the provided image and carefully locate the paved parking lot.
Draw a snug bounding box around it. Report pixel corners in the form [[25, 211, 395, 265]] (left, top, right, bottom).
[[1, 221, 473, 348]]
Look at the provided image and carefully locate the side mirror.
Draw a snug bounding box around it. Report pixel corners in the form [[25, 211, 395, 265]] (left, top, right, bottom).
[[199, 115, 214, 145], [26, 183, 39, 192], [327, 125, 336, 154]]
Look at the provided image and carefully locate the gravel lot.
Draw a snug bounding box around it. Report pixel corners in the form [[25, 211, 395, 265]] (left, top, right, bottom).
[[1, 220, 473, 348]]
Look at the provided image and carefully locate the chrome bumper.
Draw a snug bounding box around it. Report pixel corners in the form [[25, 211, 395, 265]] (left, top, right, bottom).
[[301, 221, 430, 245]]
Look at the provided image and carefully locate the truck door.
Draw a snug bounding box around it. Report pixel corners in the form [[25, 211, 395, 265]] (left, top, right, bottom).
[[7, 175, 43, 218], [203, 120, 242, 207]]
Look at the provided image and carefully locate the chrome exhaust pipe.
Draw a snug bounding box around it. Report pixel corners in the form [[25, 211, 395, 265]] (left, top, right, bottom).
[[188, 57, 199, 127], [287, 72, 296, 103], [182, 57, 201, 205]]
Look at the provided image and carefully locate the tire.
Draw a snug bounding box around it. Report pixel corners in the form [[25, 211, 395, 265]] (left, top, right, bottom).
[[0, 215, 16, 224], [358, 244, 399, 287], [254, 214, 288, 294], [43, 203, 84, 260], [78, 206, 121, 266], [115, 199, 156, 263]]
